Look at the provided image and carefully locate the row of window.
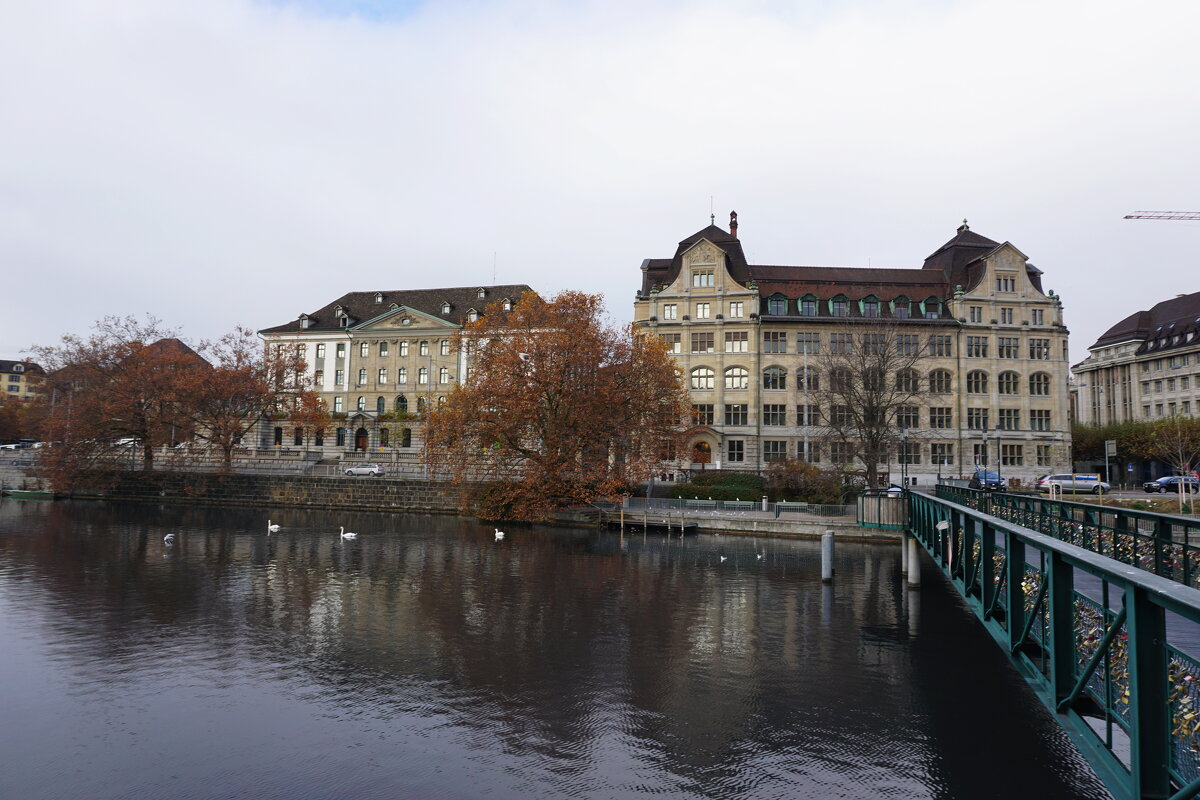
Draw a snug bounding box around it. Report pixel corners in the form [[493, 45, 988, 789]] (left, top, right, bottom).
[[269, 426, 415, 448], [1144, 402, 1195, 418], [718, 440, 1053, 466], [318, 366, 454, 387], [663, 331, 1055, 360], [687, 366, 1053, 395], [329, 395, 446, 413], [1142, 376, 1196, 394], [964, 336, 1054, 360], [966, 305, 1046, 326], [662, 296, 944, 321], [300, 340, 454, 361], [691, 403, 1053, 431], [1140, 353, 1195, 372]]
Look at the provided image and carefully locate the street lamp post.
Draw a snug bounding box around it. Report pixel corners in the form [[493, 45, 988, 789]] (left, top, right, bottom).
[[900, 428, 909, 489]]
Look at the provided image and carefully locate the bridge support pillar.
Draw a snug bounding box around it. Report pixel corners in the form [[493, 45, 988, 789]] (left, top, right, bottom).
[[901, 533, 909, 573], [907, 535, 921, 588]]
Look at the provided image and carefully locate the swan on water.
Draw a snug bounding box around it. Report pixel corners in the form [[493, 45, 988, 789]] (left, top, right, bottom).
[[494, 529, 504, 541], [164, 533, 176, 544], [339, 526, 357, 540], [719, 555, 727, 563], [267, 520, 280, 534]]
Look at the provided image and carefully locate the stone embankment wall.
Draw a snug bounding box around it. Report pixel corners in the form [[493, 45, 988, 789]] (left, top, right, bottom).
[[72, 471, 463, 514]]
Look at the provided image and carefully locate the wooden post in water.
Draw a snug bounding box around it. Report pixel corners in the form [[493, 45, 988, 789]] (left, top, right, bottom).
[[821, 530, 834, 583]]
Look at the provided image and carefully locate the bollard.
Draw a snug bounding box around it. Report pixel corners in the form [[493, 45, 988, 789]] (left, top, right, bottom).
[[821, 530, 834, 583], [901, 533, 909, 573], [907, 534, 921, 588], [762, 495, 769, 512]]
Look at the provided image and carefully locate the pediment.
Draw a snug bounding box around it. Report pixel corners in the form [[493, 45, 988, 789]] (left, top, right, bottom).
[[352, 305, 459, 331], [683, 240, 721, 266]]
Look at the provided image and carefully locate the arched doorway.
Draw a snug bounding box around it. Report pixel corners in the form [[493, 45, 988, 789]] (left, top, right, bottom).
[[355, 427, 368, 451], [692, 441, 712, 469]]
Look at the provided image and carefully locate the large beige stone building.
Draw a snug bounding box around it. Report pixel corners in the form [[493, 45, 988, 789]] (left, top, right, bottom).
[[1, 359, 43, 402], [1072, 292, 1200, 426], [633, 216, 1072, 487], [260, 284, 533, 453]]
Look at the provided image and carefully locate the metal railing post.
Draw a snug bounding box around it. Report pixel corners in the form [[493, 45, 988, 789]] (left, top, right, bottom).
[[1006, 534, 1026, 650], [981, 520, 996, 610], [1125, 584, 1170, 799], [1048, 551, 1075, 702]]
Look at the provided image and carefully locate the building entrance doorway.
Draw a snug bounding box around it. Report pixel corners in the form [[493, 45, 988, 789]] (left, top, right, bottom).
[[355, 427, 368, 451]]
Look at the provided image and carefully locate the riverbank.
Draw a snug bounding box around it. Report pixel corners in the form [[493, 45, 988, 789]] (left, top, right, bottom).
[[1, 466, 895, 539]]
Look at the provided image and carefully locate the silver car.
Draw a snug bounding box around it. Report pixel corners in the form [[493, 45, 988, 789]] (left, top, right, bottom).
[[344, 463, 385, 477]]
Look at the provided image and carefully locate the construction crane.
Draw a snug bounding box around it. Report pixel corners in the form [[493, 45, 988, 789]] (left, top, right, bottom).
[[1124, 211, 1200, 220]]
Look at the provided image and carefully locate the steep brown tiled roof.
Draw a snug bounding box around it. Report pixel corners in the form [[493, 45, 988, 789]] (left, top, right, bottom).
[[142, 338, 210, 367], [753, 265, 949, 301], [641, 223, 751, 293], [259, 285, 536, 334], [1091, 292, 1200, 353]]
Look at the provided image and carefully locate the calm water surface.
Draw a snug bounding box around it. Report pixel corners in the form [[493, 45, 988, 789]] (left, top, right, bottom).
[[0, 500, 1109, 799]]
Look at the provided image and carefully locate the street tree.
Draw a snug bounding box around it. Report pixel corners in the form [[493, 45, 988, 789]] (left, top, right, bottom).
[[32, 316, 209, 486], [425, 291, 687, 521], [178, 327, 327, 470], [815, 322, 927, 489]]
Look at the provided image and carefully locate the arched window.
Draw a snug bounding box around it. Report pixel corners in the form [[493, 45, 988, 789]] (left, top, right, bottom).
[[396, 395, 408, 413], [862, 295, 880, 318], [830, 295, 850, 317], [438, 396, 446, 406], [896, 369, 920, 392], [724, 367, 748, 390], [379, 428, 389, 447], [800, 294, 818, 317], [398, 367, 408, 384], [892, 296, 911, 319], [356, 396, 366, 411], [417, 397, 427, 413], [762, 366, 787, 390], [766, 294, 788, 316], [401, 428, 412, 447], [1030, 372, 1051, 395], [967, 370, 988, 394], [333, 396, 344, 413], [998, 371, 1020, 394], [831, 367, 852, 392], [690, 367, 715, 390], [293, 427, 304, 446], [929, 370, 952, 394], [439, 367, 450, 384], [798, 367, 819, 391], [921, 297, 942, 319]]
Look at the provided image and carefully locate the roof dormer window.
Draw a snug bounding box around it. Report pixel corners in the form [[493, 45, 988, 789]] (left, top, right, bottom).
[[13, 364, 23, 373], [299, 314, 310, 330], [374, 292, 383, 304], [334, 305, 344, 317], [340, 316, 351, 328], [502, 298, 512, 311], [476, 288, 486, 299], [861, 295, 880, 318], [442, 302, 451, 315], [467, 309, 479, 322]]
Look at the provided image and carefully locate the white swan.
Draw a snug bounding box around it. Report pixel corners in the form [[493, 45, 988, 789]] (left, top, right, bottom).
[[719, 555, 727, 563], [164, 533, 176, 544], [267, 520, 280, 534], [756, 552, 764, 560], [494, 529, 504, 541], [339, 526, 357, 540]]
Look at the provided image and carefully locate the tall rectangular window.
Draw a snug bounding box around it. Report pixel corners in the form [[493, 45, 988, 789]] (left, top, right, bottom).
[[898, 442, 920, 465], [691, 404, 714, 426], [360, 342, 369, 358], [897, 335, 919, 355], [662, 304, 677, 320], [399, 341, 409, 357], [1032, 309, 1044, 325], [398, 367, 408, 384], [928, 335, 952, 356], [998, 409, 1020, 430], [728, 301, 744, 318], [1036, 445, 1052, 466], [440, 340, 450, 356], [378, 368, 387, 384], [660, 333, 681, 354], [763, 331, 786, 353], [316, 344, 326, 359], [897, 406, 919, 429], [929, 407, 952, 429], [966, 336, 988, 357], [419, 341, 429, 356], [1029, 338, 1050, 359], [724, 404, 748, 426], [333, 397, 343, 413], [695, 302, 711, 319], [336, 343, 346, 358], [418, 367, 429, 385], [969, 306, 983, 323], [762, 404, 787, 426], [439, 367, 450, 384], [931, 443, 954, 466], [830, 333, 853, 354], [797, 332, 820, 354], [763, 441, 787, 462], [727, 440, 744, 462], [335, 369, 345, 386], [967, 408, 989, 430], [998, 337, 1019, 358], [691, 271, 713, 288], [357, 368, 367, 385], [1000, 308, 1014, 324], [1030, 410, 1051, 431], [379, 342, 389, 357], [724, 331, 748, 353], [797, 405, 821, 426], [690, 332, 715, 353]]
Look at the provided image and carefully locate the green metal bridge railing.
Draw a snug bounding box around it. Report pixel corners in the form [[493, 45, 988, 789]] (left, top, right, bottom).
[[937, 485, 1200, 592], [909, 489, 1200, 800]]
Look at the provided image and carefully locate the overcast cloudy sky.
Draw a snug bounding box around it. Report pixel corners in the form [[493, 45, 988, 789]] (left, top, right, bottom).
[[3, 0, 1198, 363]]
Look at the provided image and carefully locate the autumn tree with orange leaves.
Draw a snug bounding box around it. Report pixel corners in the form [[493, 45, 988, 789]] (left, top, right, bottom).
[[425, 291, 687, 521]]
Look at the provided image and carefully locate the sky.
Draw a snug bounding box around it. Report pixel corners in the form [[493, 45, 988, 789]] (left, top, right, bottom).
[[2, 0, 1199, 364]]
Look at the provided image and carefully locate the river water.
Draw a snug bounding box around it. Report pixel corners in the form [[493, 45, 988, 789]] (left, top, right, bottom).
[[0, 500, 1109, 799]]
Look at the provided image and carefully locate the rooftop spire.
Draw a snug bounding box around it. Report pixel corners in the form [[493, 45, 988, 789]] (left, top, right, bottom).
[[958, 218, 970, 232]]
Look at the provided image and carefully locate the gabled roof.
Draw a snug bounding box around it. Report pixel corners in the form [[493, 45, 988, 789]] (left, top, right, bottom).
[[641, 223, 751, 293], [1091, 292, 1200, 353], [260, 284, 535, 335]]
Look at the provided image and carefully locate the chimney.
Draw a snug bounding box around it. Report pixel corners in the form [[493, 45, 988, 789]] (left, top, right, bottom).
[[729, 210, 738, 238]]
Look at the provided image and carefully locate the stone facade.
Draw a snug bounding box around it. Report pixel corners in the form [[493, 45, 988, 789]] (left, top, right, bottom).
[[633, 216, 1072, 487], [259, 284, 533, 456], [1072, 291, 1200, 425]]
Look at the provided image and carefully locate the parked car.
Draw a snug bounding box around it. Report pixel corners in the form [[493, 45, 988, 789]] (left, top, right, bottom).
[[1037, 473, 1111, 494], [968, 471, 1007, 492], [344, 463, 385, 477], [1143, 476, 1200, 494]]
